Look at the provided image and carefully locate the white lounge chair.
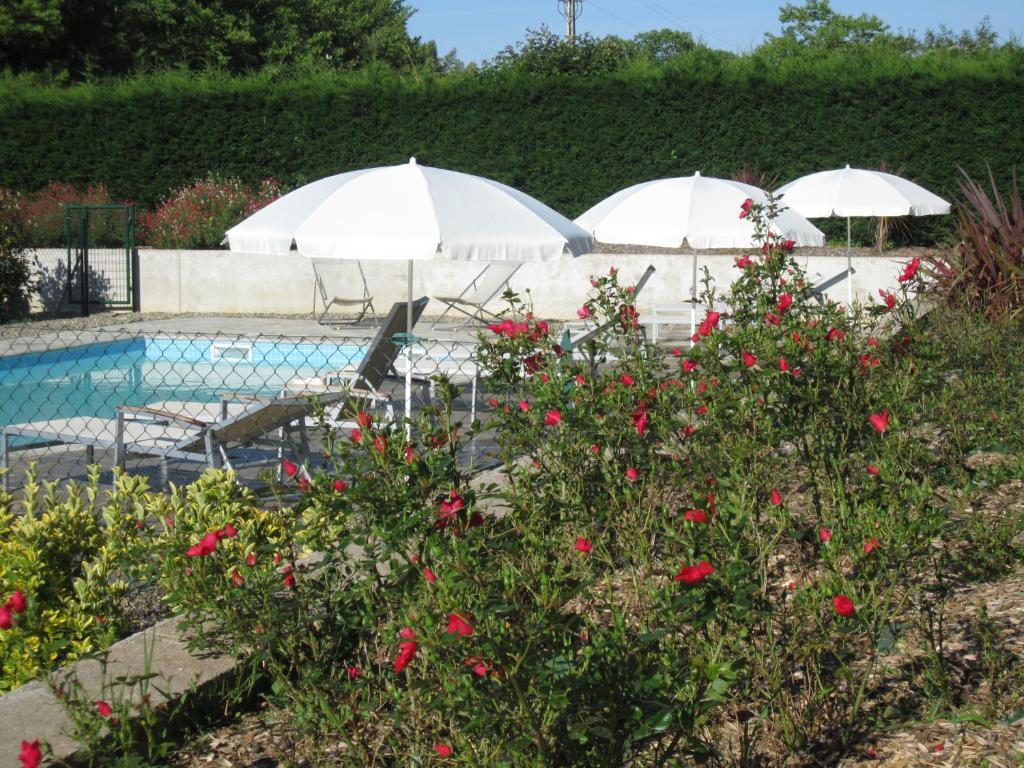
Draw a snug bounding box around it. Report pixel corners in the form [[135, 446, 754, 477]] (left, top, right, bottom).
[[1, 394, 315, 489], [431, 263, 522, 329], [313, 260, 376, 325]]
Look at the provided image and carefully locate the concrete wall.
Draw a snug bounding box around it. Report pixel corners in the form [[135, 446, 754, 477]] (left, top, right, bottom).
[[128, 249, 911, 320]]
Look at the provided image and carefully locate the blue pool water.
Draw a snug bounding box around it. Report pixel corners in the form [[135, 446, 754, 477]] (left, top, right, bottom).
[[0, 337, 364, 430]]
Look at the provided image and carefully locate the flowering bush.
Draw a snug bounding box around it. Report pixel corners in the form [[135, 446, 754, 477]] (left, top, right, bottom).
[[137, 177, 282, 249], [15, 182, 119, 247]]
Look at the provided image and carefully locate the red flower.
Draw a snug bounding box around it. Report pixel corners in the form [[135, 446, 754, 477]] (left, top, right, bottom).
[[374, 435, 387, 453], [405, 445, 417, 463], [671, 347, 682, 357], [683, 509, 707, 524], [590, 444, 601, 455], [298, 477, 309, 492], [867, 464, 879, 476], [186, 531, 220, 558], [230, 569, 244, 588], [869, 409, 890, 434], [682, 359, 698, 373], [735, 255, 753, 268], [220, 524, 238, 539], [465, 657, 490, 677], [333, 479, 347, 492], [739, 198, 754, 218], [764, 312, 781, 326], [898, 257, 920, 283], [517, 400, 530, 413], [863, 538, 880, 555], [742, 351, 757, 368], [447, 613, 474, 637], [932, 743, 944, 754], [878, 289, 896, 311], [833, 595, 856, 617], [347, 666, 362, 680], [631, 406, 649, 436], [544, 410, 562, 427], [620, 373, 635, 386], [770, 488, 783, 506], [776, 293, 793, 312], [868, 337, 878, 347], [826, 327, 845, 343], [487, 398, 499, 408], [394, 627, 419, 673], [96, 700, 113, 718], [245, 552, 257, 567], [0, 605, 12, 630], [424, 567, 437, 584], [819, 527, 832, 542], [19, 740, 42, 768], [626, 467, 639, 482], [6, 590, 26, 614], [434, 744, 453, 757], [781, 239, 796, 251], [778, 357, 790, 373], [577, 305, 591, 320], [674, 560, 714, 584], [351, 428, 363, 443], [356, 411, 373, 428], [282, 566, 296, 588], [281, 459, 298, 478], [575, 537, 593, 553]]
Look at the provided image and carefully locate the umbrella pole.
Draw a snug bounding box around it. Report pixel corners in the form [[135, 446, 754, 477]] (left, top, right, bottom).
[[405, 260, 413, 439], [690, 248, 698, 341], [847, 216, 852, 307]]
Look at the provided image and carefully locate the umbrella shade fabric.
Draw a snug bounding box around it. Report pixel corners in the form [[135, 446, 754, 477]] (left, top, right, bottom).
[[775, 166, 951, 218], [225, 158, 592, 262], [574, 172, 825, 249]]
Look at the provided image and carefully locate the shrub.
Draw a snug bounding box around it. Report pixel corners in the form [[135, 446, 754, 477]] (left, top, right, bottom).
[[0, 188, 34, 321], [137, 177, 282, 249], [926, 166, 1024, 320], [17, 181, 115, 247], [0, 468, 156, 692]]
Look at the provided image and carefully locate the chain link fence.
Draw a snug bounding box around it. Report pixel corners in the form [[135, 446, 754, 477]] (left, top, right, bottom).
[[0, 327, 490, 491]]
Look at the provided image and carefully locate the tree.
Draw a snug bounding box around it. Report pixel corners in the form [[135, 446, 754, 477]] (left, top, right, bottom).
[[0, 0, 439, 78], [758, 0, 915, 59], [920, 16, 1000, 54]]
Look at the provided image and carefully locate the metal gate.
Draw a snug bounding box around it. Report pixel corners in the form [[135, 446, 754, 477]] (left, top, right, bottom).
[[66, 204, 137, 316]]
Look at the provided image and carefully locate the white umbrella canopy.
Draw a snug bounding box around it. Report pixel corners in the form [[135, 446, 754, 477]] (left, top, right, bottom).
[[775, 165, 951, 218], [574, 172, 825, 249], [225, 158, 592, 427], [775, 166, 951, 303], [574, 172, 824, 339], [226, 158, 592, 261]]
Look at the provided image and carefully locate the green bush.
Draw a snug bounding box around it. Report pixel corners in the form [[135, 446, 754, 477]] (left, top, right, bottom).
[[0, 188, 34, 321], [1, 48, 1021, 243]]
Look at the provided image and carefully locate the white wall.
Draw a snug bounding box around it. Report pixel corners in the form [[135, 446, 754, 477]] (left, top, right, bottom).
[[128, 249, 912, 320]]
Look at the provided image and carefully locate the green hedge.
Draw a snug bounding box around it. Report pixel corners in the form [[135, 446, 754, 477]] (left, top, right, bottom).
[[1, 50, 1022, 243]]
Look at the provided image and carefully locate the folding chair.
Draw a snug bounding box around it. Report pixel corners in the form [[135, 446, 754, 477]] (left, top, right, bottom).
[[431, 263, 522, 329], [313, 260, 377, 325]]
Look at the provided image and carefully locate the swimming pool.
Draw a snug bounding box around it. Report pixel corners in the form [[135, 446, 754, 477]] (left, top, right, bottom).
[[0, 336, 364, 430]]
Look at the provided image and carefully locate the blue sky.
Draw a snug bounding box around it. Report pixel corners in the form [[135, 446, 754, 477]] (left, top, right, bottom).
[[406, 0, 1022, 63]]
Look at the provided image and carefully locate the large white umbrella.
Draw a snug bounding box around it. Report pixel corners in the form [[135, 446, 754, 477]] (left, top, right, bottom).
[[574, 172, 825, 335], [226, 158, 592, 425], [776, 166, 951, 303]]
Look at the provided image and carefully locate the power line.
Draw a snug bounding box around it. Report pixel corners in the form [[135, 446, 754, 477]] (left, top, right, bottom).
[[586, 0, 643, 32]]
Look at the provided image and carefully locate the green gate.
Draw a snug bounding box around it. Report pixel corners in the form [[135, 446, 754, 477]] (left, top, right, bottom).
[[65, 204, 137, 316]]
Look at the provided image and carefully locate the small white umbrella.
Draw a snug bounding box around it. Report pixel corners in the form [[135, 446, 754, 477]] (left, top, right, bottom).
[[575, 172, 825, 335], [775, 166, 951, 304], [226, 158, 592, 425]]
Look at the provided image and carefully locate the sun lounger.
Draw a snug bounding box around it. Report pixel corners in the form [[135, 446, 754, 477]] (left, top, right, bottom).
[[431, 263, 522, 329]]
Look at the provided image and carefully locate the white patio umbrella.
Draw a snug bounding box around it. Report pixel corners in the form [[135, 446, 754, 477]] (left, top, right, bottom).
[[225, 158, 592, 425], [574, 172, 825, 336], [775, 166, 951, 304]]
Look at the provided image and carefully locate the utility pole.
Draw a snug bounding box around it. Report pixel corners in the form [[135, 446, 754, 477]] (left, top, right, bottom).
[[557, 0, 583, 43]]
